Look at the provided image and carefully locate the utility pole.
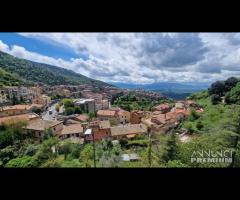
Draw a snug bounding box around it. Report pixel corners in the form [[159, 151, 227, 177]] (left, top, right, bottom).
[[90, 119, 97, 168], [148, 127, 152, 168], [92, 131, 96, 168]]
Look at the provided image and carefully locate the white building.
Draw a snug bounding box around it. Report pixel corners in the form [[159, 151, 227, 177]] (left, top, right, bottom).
[[73, 98, 95, 113]]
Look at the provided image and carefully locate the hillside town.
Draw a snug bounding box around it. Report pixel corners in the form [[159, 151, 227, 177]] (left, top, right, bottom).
[[0, 85, 204, 146], [2, 33, 240, 168]]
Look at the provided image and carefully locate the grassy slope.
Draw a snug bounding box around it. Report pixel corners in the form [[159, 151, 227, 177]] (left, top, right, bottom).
[[183, 91, 240, 133]]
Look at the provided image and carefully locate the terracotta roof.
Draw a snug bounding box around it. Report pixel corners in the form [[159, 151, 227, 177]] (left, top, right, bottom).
[[154, 103, 170, 110], [0, 113, 39, 124], [175, 109, 189, 115], [151, 114, 168, 124], [97, 110, 116, 117], [152, 111, 162, 115], [126, 134, 136, 139], [2, 105, 32, 111], [24, 119, 62, 131], [117, 109, 130, 115], [110, 124, 147, 137], [99, 120, 110, 129], [74, 114, 89, 122], [1, 104, 44, 112], [30, 104, 43, 108], [61, 124, 83, 135]]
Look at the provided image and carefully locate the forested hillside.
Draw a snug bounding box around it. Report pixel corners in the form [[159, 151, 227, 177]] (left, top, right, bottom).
[[0, 51, 111, 87], [0, 68, 31, 87]]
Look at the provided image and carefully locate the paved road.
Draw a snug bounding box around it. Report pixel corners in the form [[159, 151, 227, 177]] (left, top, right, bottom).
[[42, 103, 58, 121]]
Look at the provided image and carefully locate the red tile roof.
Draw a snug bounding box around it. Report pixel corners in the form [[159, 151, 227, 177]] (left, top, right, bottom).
[[97, 110, 116, 117], [0, 113, 39, 124], [61, 124, 83, 135]]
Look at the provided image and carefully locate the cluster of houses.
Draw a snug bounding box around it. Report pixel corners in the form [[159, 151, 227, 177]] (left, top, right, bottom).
[[0, 84, 204, 145], [40, 84, 123, 103], [0, 86, 51, 109]]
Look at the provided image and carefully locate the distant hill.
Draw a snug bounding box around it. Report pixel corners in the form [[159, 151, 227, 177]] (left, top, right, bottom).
[[113, 82, 210, 92], [112, 82, 210, 100], [0, 51, 112, 87]]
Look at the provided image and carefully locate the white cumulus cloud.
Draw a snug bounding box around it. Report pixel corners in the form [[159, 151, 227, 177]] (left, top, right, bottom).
[[1, 33, 240, 84]]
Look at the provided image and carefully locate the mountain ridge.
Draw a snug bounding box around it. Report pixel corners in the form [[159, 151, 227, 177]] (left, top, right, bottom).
[[0, 51, 113, 87]]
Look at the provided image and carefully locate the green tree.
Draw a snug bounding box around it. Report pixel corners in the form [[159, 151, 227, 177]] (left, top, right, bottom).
[[0, 121, 26, 149], [59, 142, 72, 160], [196, 120, 204, 130], [12, 94, 18, 105], [185, 123, 194, 134], [64, 107, 75, 115], [35, 137, 59, 162], [69, 144, 82, 159], [189, 109, 200, 121], [0, 146, 16, 165], [43, 128, 53, 140], [119, 138, 128, 148], [74, 106, 82, 114], [63, 99, 74, 108], [55, 104, 60, 112], [147, 139, 152, 167], [31, 106, 42, 115], [24, 144, 39, 156], [211, 94, 221, 105], [41, 157, 63, 167], [226, 82, 240, 104], [79, 144, 93, 167], [224, 77, 239, 92], [162, 133, 179, 163], [88, 112, 96, 119], [208, 81, 226, 96]]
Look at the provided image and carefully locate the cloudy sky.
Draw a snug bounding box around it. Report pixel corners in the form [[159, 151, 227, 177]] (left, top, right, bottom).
[[0, 32, 240, 84]]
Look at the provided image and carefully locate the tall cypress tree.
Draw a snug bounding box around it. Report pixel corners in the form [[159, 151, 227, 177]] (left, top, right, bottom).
[[162, 132, 178, 163]]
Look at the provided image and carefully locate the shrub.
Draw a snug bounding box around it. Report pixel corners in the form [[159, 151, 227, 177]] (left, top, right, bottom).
[[196, 121, 204, 130], [74, 106, 82, 114], [119, 138, 128, 147], [64, 107, 75, 115], [211, 94, 221, 105], [6, 156, 39, 168], [31, 106, 42, 115], [185, 123, 194, 134], [189, 109, 200, 121], [24, 144, 39, 156], [69, 144, 82, 159]]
